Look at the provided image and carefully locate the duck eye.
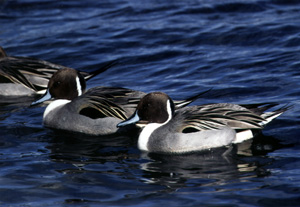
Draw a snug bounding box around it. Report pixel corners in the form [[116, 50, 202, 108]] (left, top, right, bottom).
[[53, 81, 61, 88], [143, 103, 151, 110]]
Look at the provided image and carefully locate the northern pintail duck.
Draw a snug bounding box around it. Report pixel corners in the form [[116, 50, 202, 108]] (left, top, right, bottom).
[[117, 92, 289, 154], [0, 46, 114, 96], [32, 68, 205, 135]]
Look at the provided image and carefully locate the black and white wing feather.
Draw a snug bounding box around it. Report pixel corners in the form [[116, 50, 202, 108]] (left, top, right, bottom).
[[75, 87, 144, 120], [0, 46, 116, 92], [176, 103, 289, 133]]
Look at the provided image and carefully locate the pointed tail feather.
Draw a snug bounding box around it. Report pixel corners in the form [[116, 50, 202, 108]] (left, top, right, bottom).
[[234, 104, 291, 144], [240, 103, 278, 115], [81, 60, 118, 81], [260, 104, 291, 127], [174, 88, 212, 109]]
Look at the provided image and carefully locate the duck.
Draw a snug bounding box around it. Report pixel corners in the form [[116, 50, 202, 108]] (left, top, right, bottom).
[[0, 46, 114, 96], [32, 68, 207, 136], [117, 92, 289, 154]]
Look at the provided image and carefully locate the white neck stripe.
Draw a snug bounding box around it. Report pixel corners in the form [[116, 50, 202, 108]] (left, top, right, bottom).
[[75, 76, 82, 96], [165, 99, 173, 122]]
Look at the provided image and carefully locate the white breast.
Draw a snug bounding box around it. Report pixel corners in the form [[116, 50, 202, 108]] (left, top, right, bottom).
[[138, 123, 163, 151], [43, 99, 71, 119]]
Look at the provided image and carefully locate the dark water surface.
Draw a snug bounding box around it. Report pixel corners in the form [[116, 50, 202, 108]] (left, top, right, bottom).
[[1, 0, 300, 206]]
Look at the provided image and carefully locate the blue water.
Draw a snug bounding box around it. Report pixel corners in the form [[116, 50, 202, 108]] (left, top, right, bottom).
[[1, 0, 300, 206]]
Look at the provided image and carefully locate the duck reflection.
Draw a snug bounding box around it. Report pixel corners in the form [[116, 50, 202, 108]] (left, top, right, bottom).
[[46, 130, 288, 191], [139, 147, 240, 187], [138, 134, 288, 188]]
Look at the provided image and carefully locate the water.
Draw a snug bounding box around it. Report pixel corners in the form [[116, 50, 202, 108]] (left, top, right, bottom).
[[1, 0, 300, 206]]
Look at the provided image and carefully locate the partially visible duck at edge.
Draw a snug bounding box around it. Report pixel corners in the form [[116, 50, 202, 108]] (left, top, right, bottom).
[[31, 68, 206, 136], [0, 46, 114, 96], [117, 92, 290, 154]]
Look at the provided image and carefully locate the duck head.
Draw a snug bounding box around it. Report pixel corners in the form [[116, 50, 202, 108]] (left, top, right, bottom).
[[117, 92, 175, 127], [31, 68, 86, 105]]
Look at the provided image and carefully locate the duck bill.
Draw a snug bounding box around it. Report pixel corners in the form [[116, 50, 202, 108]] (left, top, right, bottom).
[[117, 111, 141, 128], [31, 90, 52, 106]]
